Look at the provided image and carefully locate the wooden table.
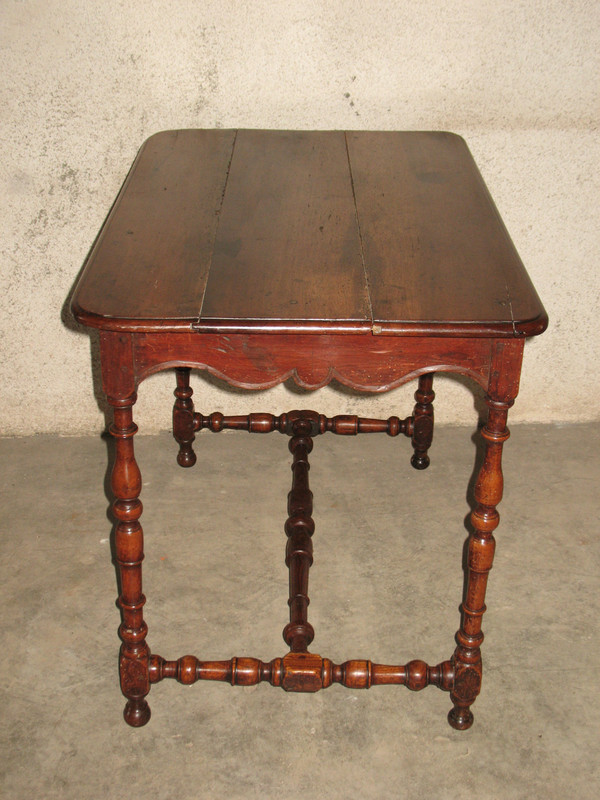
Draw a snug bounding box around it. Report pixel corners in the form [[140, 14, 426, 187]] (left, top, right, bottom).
[[71, 129, 547, 729]]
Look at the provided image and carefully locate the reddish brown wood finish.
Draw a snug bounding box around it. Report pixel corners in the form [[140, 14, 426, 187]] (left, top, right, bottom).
[[95, 336, 523, 729], [109, 397, 150, 727], [283, 415, 317, 652], [345, 132, 546, 336], [411, 373, 435, 469], [72, 130, 547, 338], [148, 652, 454, 692], [101, 333, 150, 727], [191, 410, 412, 437], [71, 130, 546, 730], [132, 332, 495, 392], [72, 130, 237, 322], [173, 367, 196, 467], [199, 130, 371, 326], [448, 339, 523, 730]]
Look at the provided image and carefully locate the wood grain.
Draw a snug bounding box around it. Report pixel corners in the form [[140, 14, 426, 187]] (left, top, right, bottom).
[[71, 130, 546, 729], [131, 331, 494, 394], [72, 129, 236, 323], [199, 130, 371, 326], [346, 131, 547, 336], [72, 129, 547, 338]]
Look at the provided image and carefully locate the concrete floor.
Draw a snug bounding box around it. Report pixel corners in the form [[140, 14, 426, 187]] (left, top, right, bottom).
[[0, 423, 598, 799]]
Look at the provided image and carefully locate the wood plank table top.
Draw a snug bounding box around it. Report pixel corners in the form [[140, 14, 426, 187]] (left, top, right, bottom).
[[72, 129, 547, 338]]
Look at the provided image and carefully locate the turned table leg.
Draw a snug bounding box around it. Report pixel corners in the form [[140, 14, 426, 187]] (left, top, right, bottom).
[[411, 373, 435, 469], [173, 367, 197, 467], [282, 416, 316, 655], [109, 395, 151, 727], [448, 394, 513, 730]]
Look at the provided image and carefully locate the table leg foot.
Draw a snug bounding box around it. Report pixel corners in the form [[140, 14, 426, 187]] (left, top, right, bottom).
[[448, 705, 474, 730], [410, 373, 434, 470], [124, 698, 151, 727]]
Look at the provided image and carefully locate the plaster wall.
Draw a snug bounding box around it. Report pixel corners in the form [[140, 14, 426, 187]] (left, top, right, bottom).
[[1, 0, 598, 434]]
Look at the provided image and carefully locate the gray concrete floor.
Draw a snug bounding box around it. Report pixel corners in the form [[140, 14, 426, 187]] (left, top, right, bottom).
[[0, 424, 598, 799]]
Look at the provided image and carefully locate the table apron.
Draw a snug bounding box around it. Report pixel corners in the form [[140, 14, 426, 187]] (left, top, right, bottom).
[[99, 331, 524, 401]]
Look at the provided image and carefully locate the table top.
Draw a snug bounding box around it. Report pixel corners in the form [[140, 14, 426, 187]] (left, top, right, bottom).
[[71, 129, 547, 338]]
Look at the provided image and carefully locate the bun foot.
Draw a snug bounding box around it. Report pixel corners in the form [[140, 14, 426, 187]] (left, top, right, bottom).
[[176, 448, 197, 468], [410, 453, 430, 470], [124, 698, 151, 727], [448, 705, 474, 730]]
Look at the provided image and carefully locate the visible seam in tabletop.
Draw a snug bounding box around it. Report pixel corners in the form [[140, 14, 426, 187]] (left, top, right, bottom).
[[344, 131, 374, 329], [197, 129, 239, 323], [504, 284, 517, 337]]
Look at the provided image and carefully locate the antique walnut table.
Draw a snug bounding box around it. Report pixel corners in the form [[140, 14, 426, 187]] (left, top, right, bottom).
[[71, 129, 547, 729]]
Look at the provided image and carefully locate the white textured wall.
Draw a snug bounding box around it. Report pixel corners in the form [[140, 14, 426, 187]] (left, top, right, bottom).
[[1, 1, 598, 434]]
